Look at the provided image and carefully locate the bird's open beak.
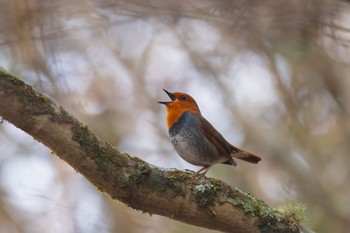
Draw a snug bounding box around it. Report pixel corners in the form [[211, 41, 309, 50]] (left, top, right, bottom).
[[158, 89, 176, 105]]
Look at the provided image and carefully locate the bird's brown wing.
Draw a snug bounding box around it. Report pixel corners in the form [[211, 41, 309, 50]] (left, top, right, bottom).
[[194, 112, 261, 165], [193, 112, 237, 166]]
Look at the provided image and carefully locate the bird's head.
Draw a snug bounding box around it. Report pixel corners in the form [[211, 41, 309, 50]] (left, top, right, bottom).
[[158, 89, 200, 127], [158, 89, 200, 113]]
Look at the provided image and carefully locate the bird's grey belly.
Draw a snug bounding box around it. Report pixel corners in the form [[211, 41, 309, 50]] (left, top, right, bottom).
[[170, 128, 221, 166]]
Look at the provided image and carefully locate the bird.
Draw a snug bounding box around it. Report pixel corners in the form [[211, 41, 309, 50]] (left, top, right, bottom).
[[158, 89, 261, 176]]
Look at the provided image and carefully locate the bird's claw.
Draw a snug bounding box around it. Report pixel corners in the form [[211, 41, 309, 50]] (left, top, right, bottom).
[[185, 169, 195, 174]]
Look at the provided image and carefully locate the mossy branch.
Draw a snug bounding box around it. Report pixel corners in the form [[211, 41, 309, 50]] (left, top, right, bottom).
[[0, 69, 301, 233]]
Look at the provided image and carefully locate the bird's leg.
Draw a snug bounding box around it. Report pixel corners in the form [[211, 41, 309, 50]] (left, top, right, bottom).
[[195, 166, 208, 175], [195, 164, 215, 176]]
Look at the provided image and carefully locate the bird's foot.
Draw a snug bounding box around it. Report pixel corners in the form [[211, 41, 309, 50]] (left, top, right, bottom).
[[185, 169, 195, 174]]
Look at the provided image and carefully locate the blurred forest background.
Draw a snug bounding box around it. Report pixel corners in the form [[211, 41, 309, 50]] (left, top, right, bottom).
[[1, 0, 350, 233]]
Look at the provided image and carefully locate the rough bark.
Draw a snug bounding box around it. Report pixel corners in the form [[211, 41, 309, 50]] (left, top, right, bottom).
[[0, 69, 300, 233]]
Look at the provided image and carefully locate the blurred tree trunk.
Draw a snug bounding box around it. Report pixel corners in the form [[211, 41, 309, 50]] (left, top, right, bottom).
[[0, 69, 301, 233]]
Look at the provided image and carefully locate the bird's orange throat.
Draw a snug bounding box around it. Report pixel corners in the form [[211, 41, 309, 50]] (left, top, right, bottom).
[[166, 108, 186, 128], [165, 102, 200, 128]]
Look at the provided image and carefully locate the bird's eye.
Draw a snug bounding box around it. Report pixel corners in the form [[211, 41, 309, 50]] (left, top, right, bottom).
[[180, 95, 187, 100]]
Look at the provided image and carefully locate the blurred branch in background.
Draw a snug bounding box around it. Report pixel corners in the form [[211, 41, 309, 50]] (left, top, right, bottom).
[[1, 0, 350, 232]]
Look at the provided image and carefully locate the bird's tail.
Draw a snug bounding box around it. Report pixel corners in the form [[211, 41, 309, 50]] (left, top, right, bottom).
[[229, 145, 261, 164]]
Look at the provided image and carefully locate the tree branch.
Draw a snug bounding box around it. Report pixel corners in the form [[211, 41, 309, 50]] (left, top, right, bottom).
[[0, 69, 299, 233]]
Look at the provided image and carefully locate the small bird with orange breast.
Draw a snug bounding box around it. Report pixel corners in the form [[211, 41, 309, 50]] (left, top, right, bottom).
[[159, 89, 261, 176]]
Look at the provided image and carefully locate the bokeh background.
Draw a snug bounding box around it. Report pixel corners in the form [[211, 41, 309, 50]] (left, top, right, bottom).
[[1, 0, 350, 232]]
